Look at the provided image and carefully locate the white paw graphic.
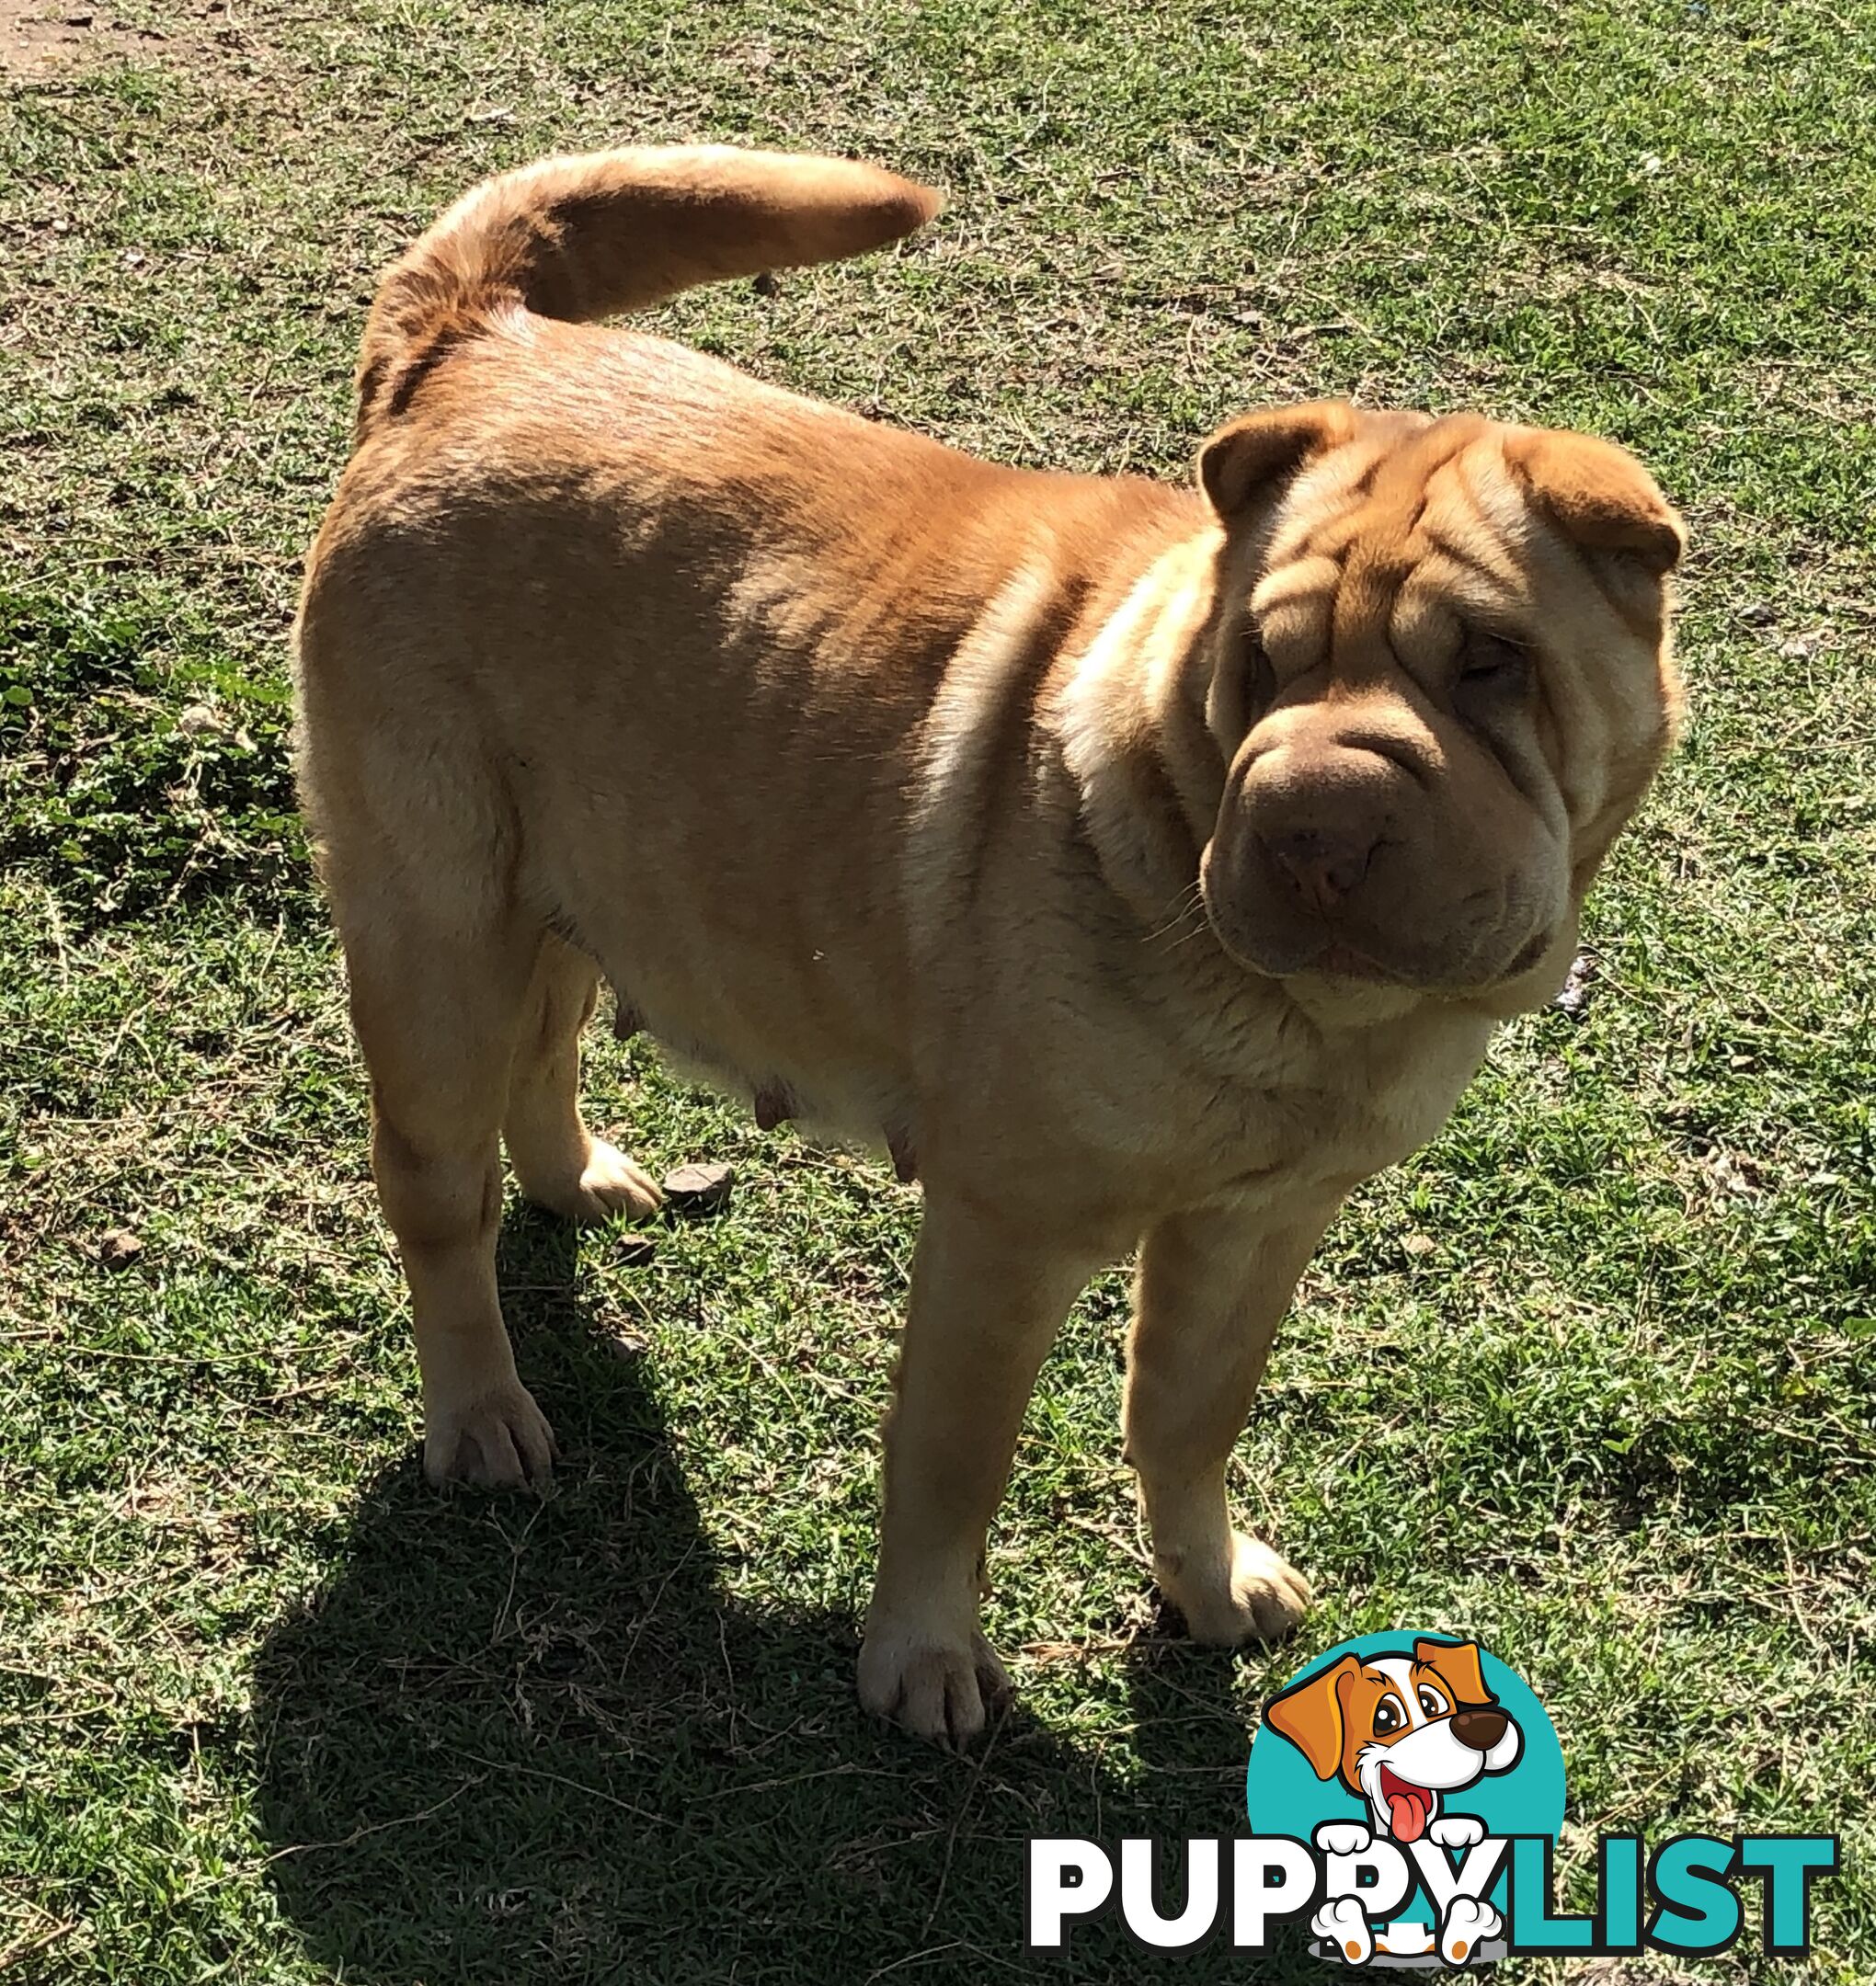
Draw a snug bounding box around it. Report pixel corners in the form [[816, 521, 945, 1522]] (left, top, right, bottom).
[[1440, 1896, 1503, 1966], [1313, 1895, 1373, 1965], [1429, 1814, 1485, 1850], [1314, 1820, 1374, 1855]]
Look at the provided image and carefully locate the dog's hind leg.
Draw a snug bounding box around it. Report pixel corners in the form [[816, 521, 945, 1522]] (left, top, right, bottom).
[[341, 896, 558, 1488], [503, 931, 662, 1224]]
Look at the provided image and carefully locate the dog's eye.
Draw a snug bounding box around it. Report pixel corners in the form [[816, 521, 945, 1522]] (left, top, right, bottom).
[[1373, 1696, 1402, 1734], [1458, 630, 1532, 688], [1418, 1685, 1448, 1718]]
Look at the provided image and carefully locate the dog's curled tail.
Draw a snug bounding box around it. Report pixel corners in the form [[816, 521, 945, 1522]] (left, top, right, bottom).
[[354, 145, 942, 435]]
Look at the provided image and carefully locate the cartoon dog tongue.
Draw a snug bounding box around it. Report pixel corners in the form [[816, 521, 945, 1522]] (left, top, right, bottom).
[[1381, 1768, 1434, 1842]]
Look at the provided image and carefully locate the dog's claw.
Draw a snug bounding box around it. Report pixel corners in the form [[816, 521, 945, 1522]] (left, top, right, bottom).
[[1161, 1530, 1311, 1645], [1315, 1820, 1373, 1855], [856, 1619, 1011, 1745], [424, 1379, 557, 1488], [1429, 1814, 1485, 1851], [518, 1136, 661, 1225]]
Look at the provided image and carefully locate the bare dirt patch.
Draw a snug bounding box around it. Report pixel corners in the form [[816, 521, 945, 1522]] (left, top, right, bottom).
[[3, 0, 132, 76], [0, 0, 235, 79]]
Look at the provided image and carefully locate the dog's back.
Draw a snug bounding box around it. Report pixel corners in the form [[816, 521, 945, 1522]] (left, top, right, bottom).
[[293, 147, 1198, 1165]]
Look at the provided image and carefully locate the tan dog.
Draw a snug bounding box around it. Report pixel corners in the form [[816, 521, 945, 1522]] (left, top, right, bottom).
[[293, 146, 1684, 1744]]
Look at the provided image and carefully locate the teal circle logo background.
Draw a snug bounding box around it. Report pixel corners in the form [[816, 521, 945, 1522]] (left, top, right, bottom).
[[1245, 1633, 1565, 1913]]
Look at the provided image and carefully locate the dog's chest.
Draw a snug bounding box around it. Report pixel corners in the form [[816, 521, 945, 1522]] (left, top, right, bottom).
[[1077, 985, 1494, 1206]]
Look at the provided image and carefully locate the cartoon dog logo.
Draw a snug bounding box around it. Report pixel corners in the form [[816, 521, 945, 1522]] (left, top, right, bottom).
[[1264, 1637, 1523, 1965]]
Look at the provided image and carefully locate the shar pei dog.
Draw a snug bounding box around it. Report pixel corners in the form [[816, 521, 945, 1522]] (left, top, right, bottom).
[[293, 147, 1683, 1742]]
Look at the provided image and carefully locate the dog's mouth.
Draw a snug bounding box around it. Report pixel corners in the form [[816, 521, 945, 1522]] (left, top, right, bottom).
[[1378, 1764, 1435, 1843], [1310, 941, 1393, 981]]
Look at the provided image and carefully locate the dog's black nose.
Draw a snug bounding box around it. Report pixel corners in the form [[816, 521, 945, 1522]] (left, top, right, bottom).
[[1262, 826, 1378, 914], [1452, 1707, 1509, 1752]]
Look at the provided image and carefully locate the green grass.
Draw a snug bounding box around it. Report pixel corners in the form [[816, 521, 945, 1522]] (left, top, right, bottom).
[[4, 1, 1874, 1979]]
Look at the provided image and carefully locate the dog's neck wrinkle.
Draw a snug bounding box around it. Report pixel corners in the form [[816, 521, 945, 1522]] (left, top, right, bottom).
[[1044, 543, 1435, 1069], [1051, 530, 1233, 929]]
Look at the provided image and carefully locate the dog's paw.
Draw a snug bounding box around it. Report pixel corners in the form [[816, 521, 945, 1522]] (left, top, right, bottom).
[[1162, 1531, 1311, 1646], [857, 1617, 1011, 1747], [1314, 1820, 1373, 1856], [423, 1379, 556, 1488], [1429, 1814, 1486, 1851], [521, 1136, 662, 1226], [1312, 1896, 1373, 1966], [1438, 1896, 1502, 1967]]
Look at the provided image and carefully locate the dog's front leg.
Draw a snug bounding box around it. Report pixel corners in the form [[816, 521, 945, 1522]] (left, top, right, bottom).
[[858, 1186, 1102, 1744], [1123, 1193, 1344, 1644]]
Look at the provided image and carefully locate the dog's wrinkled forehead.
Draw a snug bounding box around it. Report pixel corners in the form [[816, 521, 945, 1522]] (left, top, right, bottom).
[[1252, 415, 1540, 668], [1198, 398, 1682, 690], [1274, 410, 1472, 557]]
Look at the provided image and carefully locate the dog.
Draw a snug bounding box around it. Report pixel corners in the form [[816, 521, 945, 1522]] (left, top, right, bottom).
[[1266, 1638, 1521, 1963], [292, 145, 1684, 1744], [1265, 1638, 1523, 1843]]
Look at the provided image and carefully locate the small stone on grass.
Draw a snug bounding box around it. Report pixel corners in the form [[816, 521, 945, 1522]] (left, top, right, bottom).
[[661, 1161, 734, 1215], [1553, 952, 1597, 1021]]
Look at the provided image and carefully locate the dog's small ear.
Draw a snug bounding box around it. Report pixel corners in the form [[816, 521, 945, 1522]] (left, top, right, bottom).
[[1264, 1653, 1358, 1779], [1413, 1638, 1493, 1707], [1197, 401, 1358, 520], [1504, 428, 1684, 578]]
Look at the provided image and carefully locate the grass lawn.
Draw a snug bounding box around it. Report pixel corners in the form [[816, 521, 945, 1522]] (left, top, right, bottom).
[[4, 1, 1874, 1980]]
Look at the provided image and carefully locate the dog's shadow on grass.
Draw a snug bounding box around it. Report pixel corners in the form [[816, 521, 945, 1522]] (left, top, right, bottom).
[[247, 1210, 1323, 1984]]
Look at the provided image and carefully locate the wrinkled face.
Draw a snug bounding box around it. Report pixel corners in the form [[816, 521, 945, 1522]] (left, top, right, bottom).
[[1195, 404, 1683, 1010]]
